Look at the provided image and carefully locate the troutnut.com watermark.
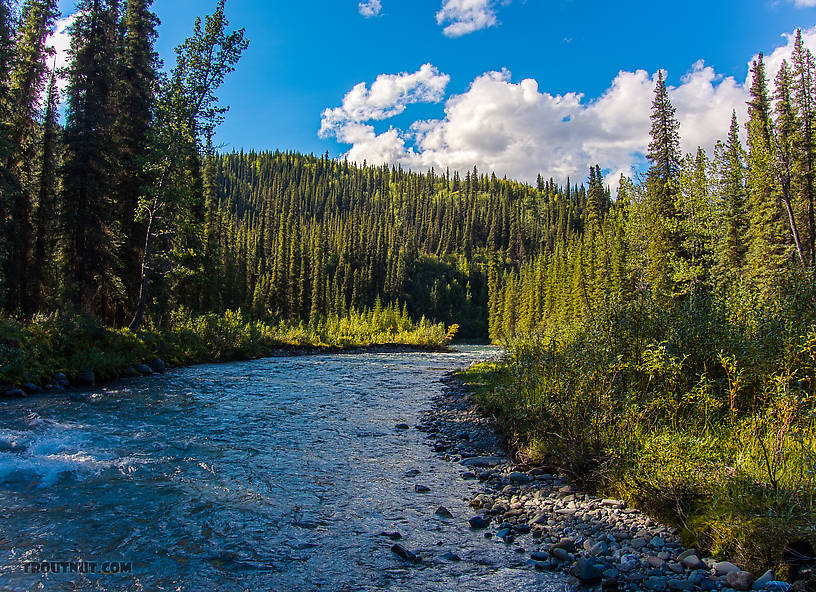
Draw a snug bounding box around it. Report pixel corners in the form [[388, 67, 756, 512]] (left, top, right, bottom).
[[21, 560, 132, 575]]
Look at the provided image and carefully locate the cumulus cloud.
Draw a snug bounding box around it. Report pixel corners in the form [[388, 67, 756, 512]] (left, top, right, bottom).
[[436, 0, 501, 37], [319, 63, 450, 147], [789, 0, 816, 7], [320, 28, 816, 185], [358, 0, 382, 18]]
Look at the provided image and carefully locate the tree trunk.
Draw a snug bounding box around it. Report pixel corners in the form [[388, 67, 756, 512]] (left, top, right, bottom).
[[129, 210, 154, 331]]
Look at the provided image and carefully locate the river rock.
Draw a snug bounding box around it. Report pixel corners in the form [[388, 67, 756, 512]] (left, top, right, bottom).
[[554, 537, 577, 553], [0, 440, 24, 453], [440, 552, 460, 562], [461, 456, 506, 468], [507, 471, 531, 485], [590, 541, 609, 556], [572, 558, 603, 583], [391, 544, 417, 562], [135, 364, 153, 375], [714, 562, 742, 576], [122, 366, 138, 378], [682, 554, 707, 570], [53, 372, 69, 386], [380, 531, 402, 540], [469, 516, 489, 529], [650, 536, 666, 548], [632, 537, 648, 549], [726, 571, 755, 591], [668, 579, 696, 591], [76, 370, 95, 386], [752, 570, 775, 589], [764, 582, 792, 592], [21, 382, 41, 394], [395, 423, 410, 430], [414, 484, 430, 493], [403, 469, 420, 477], [531, 551, 549, 562], [678, 549, 698, 561], [552, 547, 571, 562], [1, 388, 26, 398], [620, 554, 639, 572], [646, 576, 668, 590], [149, 358, 166, 373], [435, 506, 453, 518]]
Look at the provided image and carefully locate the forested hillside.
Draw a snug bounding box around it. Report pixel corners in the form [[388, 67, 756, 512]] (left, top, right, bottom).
[[199, 151, 599, 338]]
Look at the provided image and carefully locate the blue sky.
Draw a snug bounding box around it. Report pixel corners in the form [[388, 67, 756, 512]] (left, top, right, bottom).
[[53, 0, 816, 183]]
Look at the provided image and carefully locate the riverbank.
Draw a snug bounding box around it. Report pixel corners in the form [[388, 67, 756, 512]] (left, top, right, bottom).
[[420, 373, 808, 592], [0, 308, 456, 395]]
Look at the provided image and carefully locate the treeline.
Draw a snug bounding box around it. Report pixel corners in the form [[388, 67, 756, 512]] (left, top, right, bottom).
[[491, 36, 816, 337], [195, 151, 603, 338], [0, 0, 247, 329]]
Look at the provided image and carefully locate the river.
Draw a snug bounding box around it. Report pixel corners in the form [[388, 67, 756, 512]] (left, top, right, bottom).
[[0, 346, 564, 591]]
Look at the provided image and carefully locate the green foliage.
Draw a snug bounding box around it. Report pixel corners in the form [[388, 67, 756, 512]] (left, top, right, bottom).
[[0, 306, 454, 385]]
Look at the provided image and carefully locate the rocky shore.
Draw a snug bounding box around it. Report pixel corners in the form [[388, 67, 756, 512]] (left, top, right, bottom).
[[415, 373, 795, 592]]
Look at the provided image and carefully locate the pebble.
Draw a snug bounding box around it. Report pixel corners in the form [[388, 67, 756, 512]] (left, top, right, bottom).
[[395, 423, 410, 430], [468, 516, 489, 529], [414, 484, 430, 493]]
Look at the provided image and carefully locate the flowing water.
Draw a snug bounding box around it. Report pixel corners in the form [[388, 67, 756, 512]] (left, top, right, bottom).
[[0, 346, 564, 591]]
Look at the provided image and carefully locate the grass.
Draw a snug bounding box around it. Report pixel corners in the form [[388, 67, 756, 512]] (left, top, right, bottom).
[[0, 305, 457, 387]]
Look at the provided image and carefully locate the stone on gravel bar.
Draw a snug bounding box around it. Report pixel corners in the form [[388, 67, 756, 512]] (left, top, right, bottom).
[[726, 571, 755, 591], [468, 516, 489, 529], [714, 561, 742, 576], [572, 558, 604, 583], [461, 456, 506, 468], [414, 484, 430, 493], [682, 554, 707, 570]]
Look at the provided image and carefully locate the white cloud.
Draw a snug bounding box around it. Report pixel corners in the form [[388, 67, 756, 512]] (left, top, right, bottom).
[[46, 13, 77, 96], [358, 0, 382, 18], [319, 63, 450, 141], [320, 27, 816, 186], [436, 0, 500, 38], [789, 0, 816, 7]]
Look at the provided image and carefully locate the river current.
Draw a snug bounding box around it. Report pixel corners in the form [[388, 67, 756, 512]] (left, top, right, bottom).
[[0, 346, 564, 591]]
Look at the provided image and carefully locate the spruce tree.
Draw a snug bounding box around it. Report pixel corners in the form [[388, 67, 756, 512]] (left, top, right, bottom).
[[60, 0, 122, 316], [715, 111, 748, 276], [745, 54, 790, 289], [3, 0, 58, 313], [114, 0, 160, 311], [29, 70, 59, 311], [644, 71, 682, 296]]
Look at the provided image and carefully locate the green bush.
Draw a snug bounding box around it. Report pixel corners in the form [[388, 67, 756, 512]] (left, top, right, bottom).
[[462, 277, 816, 573]]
